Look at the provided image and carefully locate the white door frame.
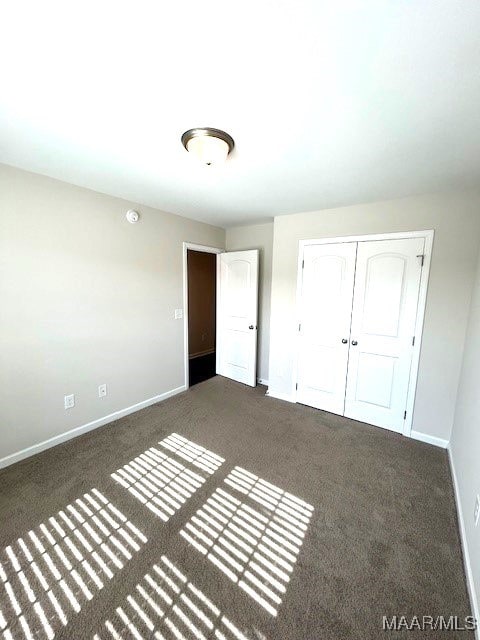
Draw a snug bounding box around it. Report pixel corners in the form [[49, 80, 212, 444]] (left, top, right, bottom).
[[294, 230, 434, 437], [183, 242, 224, 390]]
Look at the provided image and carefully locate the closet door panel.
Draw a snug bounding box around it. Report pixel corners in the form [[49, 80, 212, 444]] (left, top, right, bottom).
[[344, 238, 424, 431], [296, 243, 356, 414]]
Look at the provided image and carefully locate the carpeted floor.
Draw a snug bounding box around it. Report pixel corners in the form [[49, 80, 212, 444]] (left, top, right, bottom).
[[0, 377, 473, 639]]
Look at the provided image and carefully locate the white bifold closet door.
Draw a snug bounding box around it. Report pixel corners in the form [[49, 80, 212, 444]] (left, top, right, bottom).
[[216, 250, 259, 387], [296, 243, 357, 414], [297, 237, 425, 433]]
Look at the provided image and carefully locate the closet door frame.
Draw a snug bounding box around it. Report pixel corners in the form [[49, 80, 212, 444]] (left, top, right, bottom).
[[294, 229, 434, 437]]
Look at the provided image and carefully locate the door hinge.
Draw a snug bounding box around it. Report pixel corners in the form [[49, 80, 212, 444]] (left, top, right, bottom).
[[412, 336, 415, 346], [416, 254, 425, 267], [404, 410, 407, 420], [298, 323, 301, 332], [296, 383, 298, 390], [302, 259, 304, 269]]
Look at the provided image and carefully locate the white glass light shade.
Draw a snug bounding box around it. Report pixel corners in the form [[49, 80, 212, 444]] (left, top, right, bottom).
[[182, 128, 234, 165], [186, 134, 230, 165]]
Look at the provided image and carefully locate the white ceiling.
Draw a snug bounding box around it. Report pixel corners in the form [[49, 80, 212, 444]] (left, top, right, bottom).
[[1, 1, 480, 228]]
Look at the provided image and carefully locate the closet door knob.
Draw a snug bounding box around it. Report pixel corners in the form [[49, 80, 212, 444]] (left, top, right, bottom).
[[351, 340, 358, 346], [341, 339, 348, 344]]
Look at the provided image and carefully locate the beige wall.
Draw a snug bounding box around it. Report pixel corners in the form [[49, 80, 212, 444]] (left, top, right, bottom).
[[268, 191, 480, 442], [226, 223, 273, 383], [0, 164, 225, 462], [187, 250, 216, 357], [450, 250, 480, 620]]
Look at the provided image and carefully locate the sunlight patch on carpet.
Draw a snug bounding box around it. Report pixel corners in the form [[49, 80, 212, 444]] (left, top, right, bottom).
[[93, 555, 250, 640], [112, 434, 224, 522], [179, 468, 313, 616], [0, 489, 147, 640]]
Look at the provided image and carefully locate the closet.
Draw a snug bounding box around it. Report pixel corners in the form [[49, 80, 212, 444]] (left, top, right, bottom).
[[296, 235, 430, 433]]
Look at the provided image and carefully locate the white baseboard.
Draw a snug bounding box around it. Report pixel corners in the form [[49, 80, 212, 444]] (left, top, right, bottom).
[[257, 378, 269, 386], [409, 430, 449, 449], [265, 388, 295, 403], [448, 446, 480, 638], [0, 385, 186, 470]]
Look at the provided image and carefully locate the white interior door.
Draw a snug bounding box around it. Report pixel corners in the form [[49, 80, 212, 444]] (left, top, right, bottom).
[[216, 250, 259, 387], [296, 243, 357, 413], [344, 237, 425, 432]]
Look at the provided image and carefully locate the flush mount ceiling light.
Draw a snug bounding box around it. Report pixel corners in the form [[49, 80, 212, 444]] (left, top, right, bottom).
[[181, 128, 234, 165]]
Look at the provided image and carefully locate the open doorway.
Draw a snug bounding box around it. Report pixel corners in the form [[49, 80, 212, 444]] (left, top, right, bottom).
[[186, 248, 218, 386], [183, 243, 259, 390]]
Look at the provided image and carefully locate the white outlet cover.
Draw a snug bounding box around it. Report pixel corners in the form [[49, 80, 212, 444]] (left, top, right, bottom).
[[174, 308, 183, 319], [64, 394, 75, 410], [98, 384, 107, 398], [475, 495, 480, 526]]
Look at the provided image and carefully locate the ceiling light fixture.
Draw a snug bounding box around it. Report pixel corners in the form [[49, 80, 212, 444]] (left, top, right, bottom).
[[181, 128, 234, 165]]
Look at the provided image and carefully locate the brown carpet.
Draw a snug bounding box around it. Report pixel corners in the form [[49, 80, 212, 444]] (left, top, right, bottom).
[[0, 377, 473, 639]]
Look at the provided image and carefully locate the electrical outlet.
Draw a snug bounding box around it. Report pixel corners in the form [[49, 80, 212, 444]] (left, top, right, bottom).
[[64, 394, 75, 410], [98, 384, 107, 398], [474, 495, 480, 527], [174, 308, 183, 320]]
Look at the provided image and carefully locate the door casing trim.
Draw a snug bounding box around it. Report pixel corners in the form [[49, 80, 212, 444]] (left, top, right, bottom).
[[294, 229, 434, 437]]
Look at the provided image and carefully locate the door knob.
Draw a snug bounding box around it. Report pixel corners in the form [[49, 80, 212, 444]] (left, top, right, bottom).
[[351, 340, 358, 346], [249, 325, 256, 330], [341, 338, 348, 344]]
